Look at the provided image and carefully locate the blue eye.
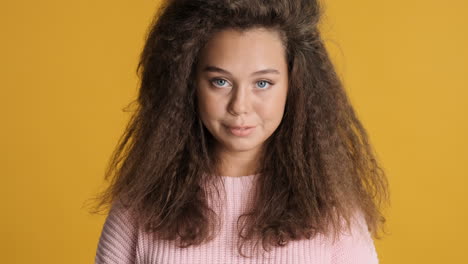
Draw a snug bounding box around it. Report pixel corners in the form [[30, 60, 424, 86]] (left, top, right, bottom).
[[210, 78, 273, 89], [211, 78, 230, 88], [256, 80, 272, 89]]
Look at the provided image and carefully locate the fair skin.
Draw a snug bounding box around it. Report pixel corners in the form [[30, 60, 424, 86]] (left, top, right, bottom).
[[195, 27, 289, 177]]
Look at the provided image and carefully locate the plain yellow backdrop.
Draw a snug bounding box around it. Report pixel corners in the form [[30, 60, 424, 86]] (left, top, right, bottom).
[[1, 0, 467, 263]]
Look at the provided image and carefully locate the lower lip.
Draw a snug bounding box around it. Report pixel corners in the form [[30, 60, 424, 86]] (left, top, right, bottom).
[[226, 126, 255, 137]]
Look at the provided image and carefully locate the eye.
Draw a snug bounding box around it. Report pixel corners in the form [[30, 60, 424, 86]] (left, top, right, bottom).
[[256, 80, 273, 89], [210, 78, 231, 88]]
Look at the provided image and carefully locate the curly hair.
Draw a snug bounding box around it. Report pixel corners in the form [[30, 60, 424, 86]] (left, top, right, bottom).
[[87, 0, 390, 258]]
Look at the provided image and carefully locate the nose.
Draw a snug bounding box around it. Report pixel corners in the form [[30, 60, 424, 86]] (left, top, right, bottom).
[[228, 84, 251, 116]]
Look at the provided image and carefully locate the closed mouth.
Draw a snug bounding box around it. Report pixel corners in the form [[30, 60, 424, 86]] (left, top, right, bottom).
[[229, 126, 254, 130]]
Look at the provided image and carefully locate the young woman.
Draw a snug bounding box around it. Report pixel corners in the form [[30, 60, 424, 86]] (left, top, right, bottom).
[[91, 0, 390, 263]]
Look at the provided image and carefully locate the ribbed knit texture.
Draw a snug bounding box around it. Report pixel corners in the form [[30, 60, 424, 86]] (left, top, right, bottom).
[[95, 174, 379, 263]]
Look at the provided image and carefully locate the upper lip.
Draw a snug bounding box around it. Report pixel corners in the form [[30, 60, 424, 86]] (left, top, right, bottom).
[[226, 125, 255, 129]]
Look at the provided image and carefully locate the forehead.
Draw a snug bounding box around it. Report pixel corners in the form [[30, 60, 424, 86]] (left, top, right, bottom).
[[197, 28, 287, 72]]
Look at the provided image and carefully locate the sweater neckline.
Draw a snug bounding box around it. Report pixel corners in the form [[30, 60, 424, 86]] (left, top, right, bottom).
[[219, 173, 260, 179]]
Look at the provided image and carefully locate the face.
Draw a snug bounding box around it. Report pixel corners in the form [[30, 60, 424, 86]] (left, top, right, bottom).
[[195, 27, 288, 159]]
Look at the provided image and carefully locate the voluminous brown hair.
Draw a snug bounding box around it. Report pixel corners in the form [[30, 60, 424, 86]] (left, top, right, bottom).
[[87, 0, 390, 257]]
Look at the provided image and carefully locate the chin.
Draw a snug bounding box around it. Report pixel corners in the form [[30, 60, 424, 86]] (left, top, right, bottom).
[[222, 140, 261, 152]]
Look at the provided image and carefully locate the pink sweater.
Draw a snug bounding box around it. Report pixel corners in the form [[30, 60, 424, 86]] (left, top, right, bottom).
[[95, 174, 379, 263]]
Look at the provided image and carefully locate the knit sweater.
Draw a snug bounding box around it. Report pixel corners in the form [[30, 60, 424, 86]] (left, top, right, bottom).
[[95, 174, 379, 263]]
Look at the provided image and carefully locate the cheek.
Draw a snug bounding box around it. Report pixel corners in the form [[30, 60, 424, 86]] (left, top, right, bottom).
[[257, 90, 287, 123], [197, 90, 224, 121], [258, 105, 285, 126]]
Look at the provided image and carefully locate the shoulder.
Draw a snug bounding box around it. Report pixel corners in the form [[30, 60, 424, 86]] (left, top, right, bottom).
[[95, 198, 139, 264], [330, 210, 380, 264]]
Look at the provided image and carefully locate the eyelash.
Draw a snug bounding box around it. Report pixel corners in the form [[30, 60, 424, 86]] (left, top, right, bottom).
[[210, 78, 274, 89]]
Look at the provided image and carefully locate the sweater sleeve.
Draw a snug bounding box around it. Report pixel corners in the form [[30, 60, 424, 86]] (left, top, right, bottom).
[[331, 212, 379, 264], [95, 199, 138, 264]]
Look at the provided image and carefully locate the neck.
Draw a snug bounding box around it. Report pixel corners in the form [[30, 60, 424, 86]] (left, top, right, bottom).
[[215, 146, 263, 177]]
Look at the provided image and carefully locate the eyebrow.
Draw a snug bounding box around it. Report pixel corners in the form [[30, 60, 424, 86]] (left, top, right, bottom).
[[202, 65, 280, 76]]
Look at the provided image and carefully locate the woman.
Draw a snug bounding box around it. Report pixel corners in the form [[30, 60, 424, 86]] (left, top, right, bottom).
[[91, 0, 390, 263]]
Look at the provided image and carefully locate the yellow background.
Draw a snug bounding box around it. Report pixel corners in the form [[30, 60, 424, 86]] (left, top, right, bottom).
[[1, 0, 466, 263]]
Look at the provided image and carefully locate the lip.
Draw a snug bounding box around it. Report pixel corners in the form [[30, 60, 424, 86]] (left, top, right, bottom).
[[224, 125, 256, 137], [230, 125, 255, 129]]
